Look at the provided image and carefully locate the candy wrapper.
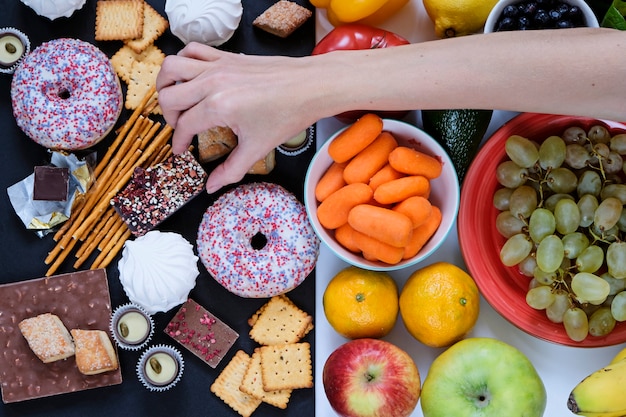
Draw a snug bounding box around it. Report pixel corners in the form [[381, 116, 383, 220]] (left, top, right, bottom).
[[7, 151, 94, 237]]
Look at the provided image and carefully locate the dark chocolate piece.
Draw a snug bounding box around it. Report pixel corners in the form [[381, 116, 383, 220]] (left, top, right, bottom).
[[165, 299, 239, 368], [111, 152, 207, 237], [33, 166, 70, 201], [0, 269, 122, 403]]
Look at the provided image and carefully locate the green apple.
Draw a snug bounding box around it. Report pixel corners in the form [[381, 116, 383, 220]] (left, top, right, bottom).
[[421, 337, 546, 417]]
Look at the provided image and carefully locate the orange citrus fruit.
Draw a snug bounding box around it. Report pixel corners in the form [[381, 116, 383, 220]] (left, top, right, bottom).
[[323, 266, 399, 339], [399, 262, 479, 347]]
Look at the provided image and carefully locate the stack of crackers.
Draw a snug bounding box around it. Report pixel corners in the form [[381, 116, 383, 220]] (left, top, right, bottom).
[[95, 0, 169, 114], [211, 295, 314, 417]]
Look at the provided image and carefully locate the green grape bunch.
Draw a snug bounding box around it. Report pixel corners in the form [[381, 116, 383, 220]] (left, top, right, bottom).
[[495, 125, 626, 342]]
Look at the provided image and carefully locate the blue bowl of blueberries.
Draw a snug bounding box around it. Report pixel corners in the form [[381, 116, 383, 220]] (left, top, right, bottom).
[[484, 0, 598, 32]]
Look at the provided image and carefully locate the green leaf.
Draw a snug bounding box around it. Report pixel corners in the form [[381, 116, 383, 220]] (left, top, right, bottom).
[[601, 0, 626, 29]]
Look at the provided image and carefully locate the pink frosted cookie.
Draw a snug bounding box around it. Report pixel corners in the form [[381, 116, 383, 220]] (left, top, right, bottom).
[[197, 182, 320, 298], [11, 38, 122, 151]]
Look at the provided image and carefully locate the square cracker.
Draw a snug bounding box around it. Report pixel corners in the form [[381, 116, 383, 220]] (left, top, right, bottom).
[[259, 342, 313, 391], [111, 44, 165, 84], [125, 2, 169, 54], [126, 61, 161, 114], [95, 0, 144, 41], [249, 295, 313, 345], [211, 350, 262, 417], [240, 348, 291, 409]]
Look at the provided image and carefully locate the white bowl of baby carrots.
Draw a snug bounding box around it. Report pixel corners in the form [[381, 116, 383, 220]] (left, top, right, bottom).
[[304, 114, 460, 271]]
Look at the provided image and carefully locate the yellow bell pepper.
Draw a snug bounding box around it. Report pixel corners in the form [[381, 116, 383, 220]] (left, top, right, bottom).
[[311, 0, 411, 26]]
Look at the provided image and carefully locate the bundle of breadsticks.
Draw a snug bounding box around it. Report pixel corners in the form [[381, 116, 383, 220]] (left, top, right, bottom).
[[44, 87, 174, 277]]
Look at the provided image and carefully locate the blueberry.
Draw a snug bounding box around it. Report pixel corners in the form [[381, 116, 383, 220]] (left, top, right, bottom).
[[523, 2, 538, 15], [548, 8, 562, 20], [567, 6, 585, 24], [518, 16, 532, 29], [534, 10, 551, 26], [557, 19, 574, 28], [502, 4, 520, 17], [497, 16, 517, 30], [557, 3, 570, 14]]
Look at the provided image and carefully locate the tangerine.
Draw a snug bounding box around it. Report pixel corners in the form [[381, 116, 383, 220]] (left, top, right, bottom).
[[399, 262, 479, 347], [323, 266, 399, 339]]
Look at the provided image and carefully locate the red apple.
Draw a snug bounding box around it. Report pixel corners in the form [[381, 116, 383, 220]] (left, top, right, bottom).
[[323, 338, 420, 417]]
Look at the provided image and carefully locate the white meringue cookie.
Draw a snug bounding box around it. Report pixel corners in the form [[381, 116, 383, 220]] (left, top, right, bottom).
[[118, 231, 199, 315], [165, 0, 243, 46], [20, 0, 87, 20]]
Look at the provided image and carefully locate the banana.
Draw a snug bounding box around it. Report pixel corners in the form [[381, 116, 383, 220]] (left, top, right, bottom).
[[610, 347, 626, 365], [568, 358, 626, 417]]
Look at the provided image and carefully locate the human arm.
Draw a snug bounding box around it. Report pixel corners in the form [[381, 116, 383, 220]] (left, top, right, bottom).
[[156, 27, 626, 193]]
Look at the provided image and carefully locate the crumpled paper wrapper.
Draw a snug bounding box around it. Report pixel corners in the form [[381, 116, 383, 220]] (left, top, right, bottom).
[[7, 151, 94, 237]]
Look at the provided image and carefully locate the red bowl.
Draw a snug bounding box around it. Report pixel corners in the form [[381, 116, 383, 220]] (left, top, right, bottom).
[[459, 112, 626, 347]]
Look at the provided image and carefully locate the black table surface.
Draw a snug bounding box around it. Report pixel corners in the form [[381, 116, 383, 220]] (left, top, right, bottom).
[[0, 1, 317, 416]]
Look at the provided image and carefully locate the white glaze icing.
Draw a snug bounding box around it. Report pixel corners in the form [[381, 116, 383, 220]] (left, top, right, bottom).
[[20, 0, 87, 20], [165, 0, 243, 46], [118, 231, 199, 314]]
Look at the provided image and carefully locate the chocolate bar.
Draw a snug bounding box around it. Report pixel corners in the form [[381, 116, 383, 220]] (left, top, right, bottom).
[[111, 151, 207, 236], [165, 299, 239, 368], [0, 269, 122, 403]]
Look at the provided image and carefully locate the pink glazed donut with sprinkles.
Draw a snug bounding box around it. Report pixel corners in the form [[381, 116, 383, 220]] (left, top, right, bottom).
[[197, 182, 320, 298], [11, 38, 123, 151]]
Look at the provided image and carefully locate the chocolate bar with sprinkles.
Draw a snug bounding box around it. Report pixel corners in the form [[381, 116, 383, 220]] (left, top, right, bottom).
[[111, 151, 207, 236], [165, 298, 239, 369]]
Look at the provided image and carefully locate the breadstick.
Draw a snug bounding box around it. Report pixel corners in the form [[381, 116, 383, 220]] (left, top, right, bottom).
[[45, 234, 79, 276], [75, 209, 114, 258], [91, 225, 130, 270], [72, 125, 172, 240], [91, 228, 132, 270], [94, 84, 156, 177], [48, 115, 148, 257], [73, 211, 117, 267]]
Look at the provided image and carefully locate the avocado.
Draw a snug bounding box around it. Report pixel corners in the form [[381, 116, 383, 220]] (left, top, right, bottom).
[[421, 109, 493, 183]]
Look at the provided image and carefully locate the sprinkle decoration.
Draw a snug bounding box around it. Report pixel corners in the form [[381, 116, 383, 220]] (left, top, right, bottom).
[[11, 38, 122, 151], [196, 182, 320, 298]]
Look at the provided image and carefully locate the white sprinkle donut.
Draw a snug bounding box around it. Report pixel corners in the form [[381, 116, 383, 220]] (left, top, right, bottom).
[[11, 38, 123, 151], [197, 182, 320, 298]]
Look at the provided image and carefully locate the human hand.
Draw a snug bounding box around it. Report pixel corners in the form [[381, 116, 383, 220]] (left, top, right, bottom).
[[156, 43, 319, 193]]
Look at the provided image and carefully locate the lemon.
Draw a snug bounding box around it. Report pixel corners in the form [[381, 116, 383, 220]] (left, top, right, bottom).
[[399, 262, 480, 347], [423, 0, 499, 38], [323, 266, 399, 339]]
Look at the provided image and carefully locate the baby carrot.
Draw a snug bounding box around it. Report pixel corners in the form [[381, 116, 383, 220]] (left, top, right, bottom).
[[317, 183, 373, 229], [351, 228, 405, 265], [343, 131, 398, 184], [388, 146, 442, 179], [373, 175, 430, 205], [348, 204, 413, 248], [334, 223, 361, 253], [392, 196, 432, 228], [328, 113, 384, 163], [368, 164, 404, 191], [403, 206, 442, 259], [315, 161, 347, 202]]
